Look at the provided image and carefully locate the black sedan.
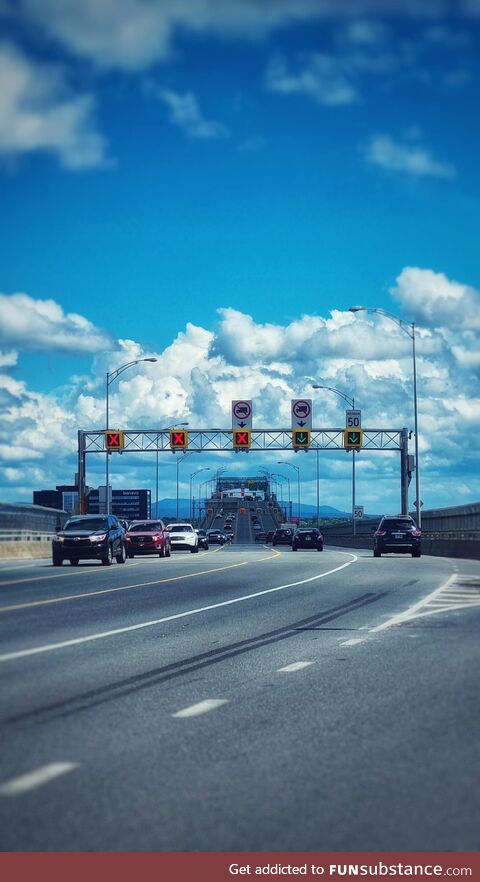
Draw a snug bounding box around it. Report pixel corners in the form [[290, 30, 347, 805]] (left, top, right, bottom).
[[272, 527, 294, 546], [206, 529, 225, 545], [292, 528, 323, 551], [196, 529, 209, 550]]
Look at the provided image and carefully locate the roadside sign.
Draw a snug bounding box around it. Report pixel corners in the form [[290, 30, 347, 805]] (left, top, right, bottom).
[[232, 400, 252, 429], [291, 399, 312, 429], [353, 505, 364, 520], [346, 409, 362, 429]]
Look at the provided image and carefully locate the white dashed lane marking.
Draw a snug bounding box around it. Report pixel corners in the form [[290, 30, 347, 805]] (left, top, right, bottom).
[[278, 661, 313, 672], [0, 763, 78, 796], [173, 699, 228, 718]]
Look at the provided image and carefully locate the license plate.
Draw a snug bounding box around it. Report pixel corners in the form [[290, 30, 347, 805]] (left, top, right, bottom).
[[393, 533, 404, 538], [305, 537, 311, 541]]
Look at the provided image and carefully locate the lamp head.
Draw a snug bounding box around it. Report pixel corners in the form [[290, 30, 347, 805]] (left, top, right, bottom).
[[348, 306, 365, 313], [144, 357, 158, 363]]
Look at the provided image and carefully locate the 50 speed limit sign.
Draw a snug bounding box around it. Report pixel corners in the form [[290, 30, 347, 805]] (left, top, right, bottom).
[[346, 409, 361, 428]]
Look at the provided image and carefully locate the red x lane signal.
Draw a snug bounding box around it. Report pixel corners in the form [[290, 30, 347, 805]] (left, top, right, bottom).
[[170, 430, 189, 450], [233, 429, 251, 449], [104, 430, 125, 450]]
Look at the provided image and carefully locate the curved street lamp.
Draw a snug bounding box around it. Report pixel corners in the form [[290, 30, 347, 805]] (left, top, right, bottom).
[[348, 306, 421, 527], [105, 358, 157, 514], [312, 383, 356, 535], [155, 423, 189, 516]]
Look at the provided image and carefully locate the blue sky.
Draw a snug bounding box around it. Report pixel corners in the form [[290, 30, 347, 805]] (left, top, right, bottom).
[[0, 1, 479, 514]]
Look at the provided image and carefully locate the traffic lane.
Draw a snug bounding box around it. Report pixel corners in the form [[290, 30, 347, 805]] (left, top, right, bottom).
[[0, 551, 460, 729], [1, 597, 478, 851]]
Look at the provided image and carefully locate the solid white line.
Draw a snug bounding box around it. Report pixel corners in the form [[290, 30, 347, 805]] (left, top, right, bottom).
[[0, 553, 357, 662], [278, 661, 313, 672], [173, 699, 227, 718], [369, 574, 457, 633], [340, 638, 366, 646], [0, 763, 78, 796]]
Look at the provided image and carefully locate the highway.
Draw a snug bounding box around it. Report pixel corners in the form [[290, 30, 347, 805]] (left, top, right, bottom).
[[0, 544, 479, 852]]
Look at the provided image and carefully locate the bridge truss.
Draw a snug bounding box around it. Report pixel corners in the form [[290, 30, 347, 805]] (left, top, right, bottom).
[[77, 427, 410, 514]]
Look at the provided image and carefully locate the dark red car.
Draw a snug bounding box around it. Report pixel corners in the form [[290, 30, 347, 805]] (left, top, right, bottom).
[[125, 520, 171, 558]]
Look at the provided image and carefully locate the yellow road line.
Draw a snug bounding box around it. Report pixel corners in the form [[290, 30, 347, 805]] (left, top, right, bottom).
[[0, 556, 283, 613]]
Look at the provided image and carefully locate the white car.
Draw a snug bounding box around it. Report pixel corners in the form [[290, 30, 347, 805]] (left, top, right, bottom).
[[166, 523, 199, 553]]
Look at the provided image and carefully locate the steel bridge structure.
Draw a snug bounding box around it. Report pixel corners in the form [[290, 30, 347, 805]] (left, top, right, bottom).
[[77, 427, 411, 514]]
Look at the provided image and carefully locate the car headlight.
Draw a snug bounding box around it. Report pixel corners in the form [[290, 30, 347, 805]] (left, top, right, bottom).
[[90, 533, 107, 542], [53, 535, 64, 543]]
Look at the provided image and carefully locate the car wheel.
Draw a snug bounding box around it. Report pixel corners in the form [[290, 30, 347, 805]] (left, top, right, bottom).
[[52, 554, 63, 566], [102, 545, 113, 566], [412, 550, 421, 558], [317, 546, 323, 551], [373, 549, 381, 557], [292, 546, 297, 551], [159, 543, 166, 558], [116, 544, 126, 564], [191, 544, 199, 553], [127, 553, 134, 559], [69, 558, 79, 566], [166, 543, 171, 557]]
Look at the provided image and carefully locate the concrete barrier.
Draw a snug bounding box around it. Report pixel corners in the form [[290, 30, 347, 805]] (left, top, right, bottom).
[[0, 541, 51, 560], [325, 537, 480, 560]]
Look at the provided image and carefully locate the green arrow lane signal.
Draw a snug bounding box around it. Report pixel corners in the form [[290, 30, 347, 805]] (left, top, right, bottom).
[[344, 429, 363, 449], [292, 429, 310, 449]]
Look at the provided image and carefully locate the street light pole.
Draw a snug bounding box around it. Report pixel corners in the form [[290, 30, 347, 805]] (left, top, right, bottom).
[[278, 462, 300, 523], [312, 383, 356, 535], [190, 468, 211, 522], [348, 306, 421, 528], [155, 422, 189, 516], [105, 357, 157, 514]]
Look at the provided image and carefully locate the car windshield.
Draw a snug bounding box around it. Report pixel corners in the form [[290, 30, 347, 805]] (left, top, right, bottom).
[[382, 519, 414, 530], [129, 523, 163, 532], [168, 525, 193, 533], [63, 518, 107, 532]]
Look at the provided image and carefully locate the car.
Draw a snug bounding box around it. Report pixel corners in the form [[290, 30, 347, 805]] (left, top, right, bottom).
[[215, 513, 223, 520], [373, 515, 421, 557], [272, 527, 294, 546], [253, 523, 262, 531], [166, 523, 199, 553], [265, 530, 275, 543], [292, 528, 324, 551], [254, 531, 267, 542], [52, 515, 126, 566], [125, 520, 171, 558], [206, 529, 225, 545], [196, 529, 209, 550]]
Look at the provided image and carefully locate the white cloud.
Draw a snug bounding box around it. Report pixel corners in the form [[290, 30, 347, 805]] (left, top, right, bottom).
[[0, 291, 114, 352], [365, 133, 456, 179], [1, 265, 479, 511], [150, 86, 229, 139], [0, 42, 108, 169], [266, 53, 358, 106], [391, 267, 480, 330]]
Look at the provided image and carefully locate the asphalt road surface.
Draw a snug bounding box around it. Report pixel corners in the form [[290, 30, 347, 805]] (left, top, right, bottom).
[[0, 544, 479, 852]]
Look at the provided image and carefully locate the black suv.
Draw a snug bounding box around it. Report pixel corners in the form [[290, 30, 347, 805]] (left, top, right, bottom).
[[373, 515, 422, 557], [272, 527, 294, 546], [52, 515, 126, 566], [196, 529, 209, 550], [292, 528, 324, 551]]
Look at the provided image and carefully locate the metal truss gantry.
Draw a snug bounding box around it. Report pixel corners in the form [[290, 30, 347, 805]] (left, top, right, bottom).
[[77, 427, 410, 514]]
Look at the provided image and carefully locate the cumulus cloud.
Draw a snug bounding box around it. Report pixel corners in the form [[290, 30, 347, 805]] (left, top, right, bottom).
[[149, 86, 229, 139], [0, 291, 114, 352], [365, 133, 456, 179], [1, 265, 479, 510], [0, 42, 108, 169], [391, 267, 480, 330]]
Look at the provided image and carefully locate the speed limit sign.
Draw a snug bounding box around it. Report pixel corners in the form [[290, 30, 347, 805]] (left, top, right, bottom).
[[346, 409, 361, 428]]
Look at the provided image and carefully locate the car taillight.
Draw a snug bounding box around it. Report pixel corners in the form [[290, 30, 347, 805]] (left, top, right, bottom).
[[375, 531, 386, 536], [411, 529, 422, 537]]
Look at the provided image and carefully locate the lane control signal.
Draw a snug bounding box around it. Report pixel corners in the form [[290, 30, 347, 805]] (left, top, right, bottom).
[[292, 429, 311, 449], [344, 429, 363, 450], [233, 429, 251, 449], [170, 430, 189, 450], [104, 430, 125, 451]]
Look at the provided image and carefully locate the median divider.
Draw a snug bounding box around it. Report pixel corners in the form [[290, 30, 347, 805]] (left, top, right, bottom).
[[0, 541, 52, 560]]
